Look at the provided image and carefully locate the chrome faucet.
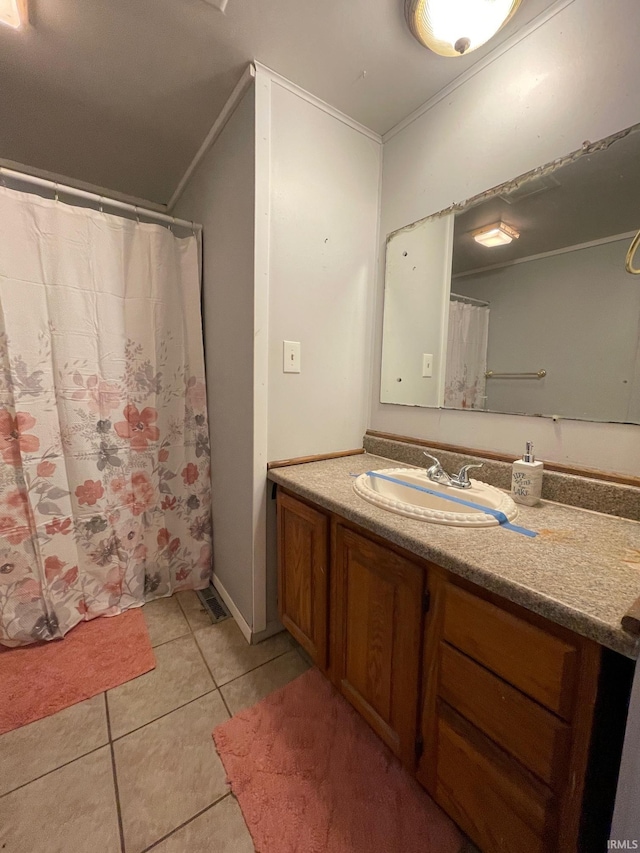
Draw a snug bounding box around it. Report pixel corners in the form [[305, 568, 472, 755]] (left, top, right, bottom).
[[422, 452, 483, 490], [422, 453, 453, 486]]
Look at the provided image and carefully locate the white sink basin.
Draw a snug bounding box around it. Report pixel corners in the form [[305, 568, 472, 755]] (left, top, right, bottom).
[[353, 467, 518, 528]]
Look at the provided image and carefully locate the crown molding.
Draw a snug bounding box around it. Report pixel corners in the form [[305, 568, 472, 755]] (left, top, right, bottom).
[[167, 63, 256, 211], [253, 61, 382, 144]]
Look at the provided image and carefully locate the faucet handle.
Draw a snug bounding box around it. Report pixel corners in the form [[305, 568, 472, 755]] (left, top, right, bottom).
[[422, 452, 442, 470], [456, 462, 483, 486], [422, 452, 453, 486]]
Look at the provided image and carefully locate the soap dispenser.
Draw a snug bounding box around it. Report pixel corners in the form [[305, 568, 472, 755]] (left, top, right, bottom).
[[511, 441, 543, 506]]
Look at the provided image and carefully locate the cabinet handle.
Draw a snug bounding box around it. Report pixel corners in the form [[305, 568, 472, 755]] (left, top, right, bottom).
[[622, 594, 640, 635]]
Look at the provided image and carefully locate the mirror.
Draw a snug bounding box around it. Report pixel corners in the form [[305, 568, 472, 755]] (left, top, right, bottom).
[[380, 123, 640, 424]]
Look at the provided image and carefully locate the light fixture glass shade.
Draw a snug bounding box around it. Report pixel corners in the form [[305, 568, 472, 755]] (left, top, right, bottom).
[[405, 0, 522, 57], [0, 0, 26, 28], [472, 221, 520, 247]]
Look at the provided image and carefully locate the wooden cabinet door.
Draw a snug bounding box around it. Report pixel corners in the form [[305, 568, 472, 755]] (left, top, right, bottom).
[[332, 522, 425, 766], [277, 490, 329, 669]]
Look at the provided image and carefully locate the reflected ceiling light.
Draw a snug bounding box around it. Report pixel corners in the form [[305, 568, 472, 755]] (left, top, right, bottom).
[[472, 221, 520, 247], [405, 0, 522, 57], [0, 0, 27, 28]]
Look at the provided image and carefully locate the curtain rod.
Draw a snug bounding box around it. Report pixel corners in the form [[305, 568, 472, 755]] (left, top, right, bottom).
[[450, 292, 489, 307], [0, 166, 202, 233]]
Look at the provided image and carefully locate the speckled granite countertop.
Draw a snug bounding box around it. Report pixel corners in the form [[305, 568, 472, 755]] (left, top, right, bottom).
[[268, 453, 640, 659]]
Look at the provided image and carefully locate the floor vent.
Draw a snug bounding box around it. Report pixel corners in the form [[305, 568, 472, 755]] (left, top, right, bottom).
[[197, 584, 230, 624]]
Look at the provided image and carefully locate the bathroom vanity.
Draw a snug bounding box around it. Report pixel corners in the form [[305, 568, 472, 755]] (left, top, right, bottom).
[[269, 451, 640, 853]]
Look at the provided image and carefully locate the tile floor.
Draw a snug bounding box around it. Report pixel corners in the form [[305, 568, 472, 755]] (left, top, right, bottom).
[[0, 591, 309, 853]]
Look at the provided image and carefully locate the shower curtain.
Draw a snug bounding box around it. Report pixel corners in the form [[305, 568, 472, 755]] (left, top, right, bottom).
[[444, 300, 490, 409], [0, 185, 212, 647]]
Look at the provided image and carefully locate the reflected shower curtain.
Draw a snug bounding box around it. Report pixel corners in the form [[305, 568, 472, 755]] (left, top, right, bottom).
[[444, 300, 490, 409], [0, 186, 212, 646]]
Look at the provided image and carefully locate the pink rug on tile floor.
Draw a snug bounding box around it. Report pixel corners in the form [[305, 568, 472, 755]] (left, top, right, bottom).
[[213, 668, 464, 853], [0, 609, 155, 735]]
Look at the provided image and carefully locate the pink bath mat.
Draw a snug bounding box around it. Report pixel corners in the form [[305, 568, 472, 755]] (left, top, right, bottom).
[[213, 667, 464, 853], [0, 609, 155, 735]]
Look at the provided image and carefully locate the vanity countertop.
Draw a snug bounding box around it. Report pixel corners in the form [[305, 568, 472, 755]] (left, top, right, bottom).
[[268, 452, 640, 659]]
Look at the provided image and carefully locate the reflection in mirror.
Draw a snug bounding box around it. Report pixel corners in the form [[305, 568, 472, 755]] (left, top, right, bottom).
[[444, 293, 489, 410], [380, 214, 453, 406], [380, 123, 640, 424]]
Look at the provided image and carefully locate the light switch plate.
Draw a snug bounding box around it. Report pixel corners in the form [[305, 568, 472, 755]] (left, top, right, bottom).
[[422, 353, 433, 377], [283, 341, 301, 373]]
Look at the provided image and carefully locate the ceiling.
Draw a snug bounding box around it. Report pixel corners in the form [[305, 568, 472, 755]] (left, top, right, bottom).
[[452, 125, 640, 275], [0, 0, 560, 204]]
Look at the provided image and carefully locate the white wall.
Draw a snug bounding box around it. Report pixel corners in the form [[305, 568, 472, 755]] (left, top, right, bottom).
[[174, 86, 257, 628], [173, 70, 382, 635], [258, 70, 381, 626], [266, 79, 382, 462], [455, 238, 640, 423], [372, 0, 640, 477]]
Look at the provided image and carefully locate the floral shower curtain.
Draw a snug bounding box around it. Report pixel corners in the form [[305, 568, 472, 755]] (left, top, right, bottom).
[[0, 186, 212, 647], [443, 299, 490, 409]]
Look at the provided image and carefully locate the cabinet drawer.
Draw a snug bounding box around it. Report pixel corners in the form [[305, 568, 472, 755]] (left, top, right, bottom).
[[435, 704, 556, 853], [442, 584, 578, 719], [439, 643, 571, 788]]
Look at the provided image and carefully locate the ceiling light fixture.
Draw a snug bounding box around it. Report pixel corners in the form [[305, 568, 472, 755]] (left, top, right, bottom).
[[0, 0, 27, 29], [472, 221, 520, 247], [405, 0, 522, 57]]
